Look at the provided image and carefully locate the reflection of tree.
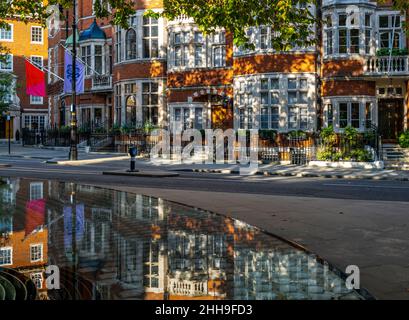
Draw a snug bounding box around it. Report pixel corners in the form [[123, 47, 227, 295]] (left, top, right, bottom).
[[0, 178, 16, 237]]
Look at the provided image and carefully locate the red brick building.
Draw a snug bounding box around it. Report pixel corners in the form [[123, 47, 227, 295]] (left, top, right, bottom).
[[47, 0, 409, 146]]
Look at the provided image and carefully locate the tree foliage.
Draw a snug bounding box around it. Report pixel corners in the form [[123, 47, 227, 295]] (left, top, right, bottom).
[[0, 0, 408, 50], [0, 73, 15, 115]]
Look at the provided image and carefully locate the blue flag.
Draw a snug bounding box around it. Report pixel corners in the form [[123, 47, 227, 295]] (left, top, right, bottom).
[[64, 50, 85, 94]]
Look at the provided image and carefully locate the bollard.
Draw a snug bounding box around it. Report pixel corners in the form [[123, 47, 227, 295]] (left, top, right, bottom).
[[128, 146, 138, 172]]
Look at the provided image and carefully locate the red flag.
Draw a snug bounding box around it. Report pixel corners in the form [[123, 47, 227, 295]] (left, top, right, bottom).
[[25, 60, 46, 97]]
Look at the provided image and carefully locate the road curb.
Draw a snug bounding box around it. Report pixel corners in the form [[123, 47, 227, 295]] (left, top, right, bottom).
[[46, 156, 130, 165]]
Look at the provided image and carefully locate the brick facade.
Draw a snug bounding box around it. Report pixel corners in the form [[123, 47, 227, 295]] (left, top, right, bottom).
[[44, 0, 409, 142]]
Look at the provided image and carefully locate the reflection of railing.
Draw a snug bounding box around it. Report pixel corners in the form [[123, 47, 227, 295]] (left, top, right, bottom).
[[92, 74, 112, 90], [365, 56, 409, 75], [168, 279, 207, 296]]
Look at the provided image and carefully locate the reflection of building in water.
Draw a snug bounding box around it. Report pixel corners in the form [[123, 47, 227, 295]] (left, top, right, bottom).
[[232, 220, 352, 300], [0, 179, 49, 299], [165, 210, 237, 300]]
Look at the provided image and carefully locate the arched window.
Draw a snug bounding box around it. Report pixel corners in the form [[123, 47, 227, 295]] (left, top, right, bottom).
[[126, 95, 137, 126], [125, 29, 136, 60]]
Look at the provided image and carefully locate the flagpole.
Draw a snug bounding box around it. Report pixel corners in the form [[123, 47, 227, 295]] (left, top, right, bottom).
[[70, 0, 78, 161]]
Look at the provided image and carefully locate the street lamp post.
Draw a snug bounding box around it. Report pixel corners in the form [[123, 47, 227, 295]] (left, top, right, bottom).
[[69, 0, 78, 161]]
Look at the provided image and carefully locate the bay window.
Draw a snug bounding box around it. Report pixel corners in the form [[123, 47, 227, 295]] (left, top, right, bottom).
[[260, 78, 280, 130], [194, 31, 204, 67], [142, 82, 159, 125], [326, 99, 376, 131], [237, 81, 254, 129], [324, 8, 377, 57], [94, 45, 103, 74], [212, 31, 226, 67], [115, 28, 122, 62], [143, 17, 159, 58], [81, 45, 92, 75], [325, 17, 333, 56], [173, 32, 189, 67], [80, 43, 106, 76], [125, 29, 137, 60], [364, 13, 372, 54]]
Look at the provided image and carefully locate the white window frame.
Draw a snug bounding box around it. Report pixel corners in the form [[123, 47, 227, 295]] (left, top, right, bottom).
[[287, 77, 309, 130], [30, 272, 43, 289], [259, 77, 281, 130], [323, 8, 377, 58], [31, 26, 44, 44], [0, 23, 13, 42], [142, 16, 159, 59], [323, 97, 377, 132], [171, 104, 204, 130], [30, 96, 44, 105], [0, 54, 13, 71], [377, 12, 403, 51], [30, 182, 44, 200], [30, 244, 43, 262], [0, 247, 12, 266]]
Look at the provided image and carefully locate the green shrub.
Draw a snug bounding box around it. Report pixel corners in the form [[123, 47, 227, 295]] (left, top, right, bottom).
[[259, 129, 277, 141], [120, 125, 130, 134], [343, 126, 358, 141], [316, 149, 333, 161], [349, 149, 373, 162], [398, 131, 409, 148], [376, 48, 409, 56], [288, 130, 307, 139], [320, 125, 337, 145]]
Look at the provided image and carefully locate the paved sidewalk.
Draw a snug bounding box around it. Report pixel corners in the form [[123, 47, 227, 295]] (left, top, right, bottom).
[[0, 145, 127, 161], [2, 145, 409, 181]]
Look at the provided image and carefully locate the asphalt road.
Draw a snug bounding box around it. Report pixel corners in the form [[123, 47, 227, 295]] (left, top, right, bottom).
[[1, 156, 409, 299], [0, 157, 408, 202]]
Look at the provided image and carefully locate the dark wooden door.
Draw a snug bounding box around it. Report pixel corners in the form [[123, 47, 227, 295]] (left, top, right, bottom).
[[378, 99, 404, 141]]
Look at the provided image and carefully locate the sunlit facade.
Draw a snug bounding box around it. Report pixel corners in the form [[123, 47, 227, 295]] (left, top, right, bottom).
[[47, 0, 409, 144], [0, 17, 48, 142]]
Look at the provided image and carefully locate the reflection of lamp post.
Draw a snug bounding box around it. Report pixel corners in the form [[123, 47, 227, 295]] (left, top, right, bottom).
[[69, 0, 78, 161], [7, 113, 11, 155], [70, 183, 78, 300]]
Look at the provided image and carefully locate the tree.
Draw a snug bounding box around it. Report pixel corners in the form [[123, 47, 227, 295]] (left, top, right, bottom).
[[0, 0, 407, 50], [0, 72, 15, 115]]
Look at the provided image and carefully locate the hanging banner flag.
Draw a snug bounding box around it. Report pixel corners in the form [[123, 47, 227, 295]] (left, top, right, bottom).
[[25, 60, 46, 97], [64, 50, 85, 94]]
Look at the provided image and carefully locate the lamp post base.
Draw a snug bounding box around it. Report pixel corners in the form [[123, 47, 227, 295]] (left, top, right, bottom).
[[69, 146, 78, 161]]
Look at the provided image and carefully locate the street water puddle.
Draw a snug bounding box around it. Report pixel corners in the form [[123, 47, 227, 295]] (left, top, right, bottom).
[[0, 177, 372, 300]]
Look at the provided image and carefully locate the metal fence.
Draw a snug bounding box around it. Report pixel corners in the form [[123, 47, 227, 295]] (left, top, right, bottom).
[[22, 126, 382, 165]]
